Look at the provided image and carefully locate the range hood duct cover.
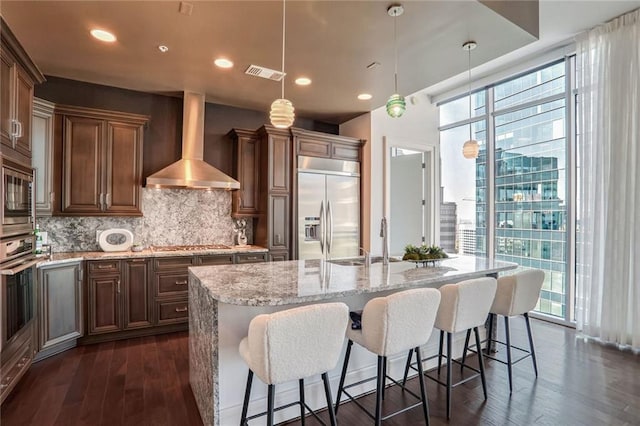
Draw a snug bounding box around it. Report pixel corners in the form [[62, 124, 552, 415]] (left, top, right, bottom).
[[146, 92, 240, 190]]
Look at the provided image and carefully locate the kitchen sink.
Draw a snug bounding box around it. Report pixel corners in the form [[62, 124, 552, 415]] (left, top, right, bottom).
[[328, 256, 401, 266]]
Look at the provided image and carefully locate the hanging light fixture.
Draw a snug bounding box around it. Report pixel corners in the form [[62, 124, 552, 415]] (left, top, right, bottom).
[[270, 0, 295, 128], [462, 41, 479, 159], [386, 4, 405, 118]]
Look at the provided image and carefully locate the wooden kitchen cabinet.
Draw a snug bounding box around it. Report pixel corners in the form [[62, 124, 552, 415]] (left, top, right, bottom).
[[228, 129, 260, 217], [0, 16, 45, 165], [53, 104, 148, 216], [36, 261, 83, 361], [32, 98, 55, 215], [152, 257, 194, 326], [86, 258, 152, 338], [292, 128, 364, 162]]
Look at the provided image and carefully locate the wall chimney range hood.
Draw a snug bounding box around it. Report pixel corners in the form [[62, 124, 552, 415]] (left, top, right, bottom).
[[146, 92, 240, 190]]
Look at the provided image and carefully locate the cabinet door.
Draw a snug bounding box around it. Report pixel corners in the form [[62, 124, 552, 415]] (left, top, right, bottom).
[[88, 274, 121, 334], [104, 121, 143, 215], [233, 136, 260, 216], [38, 262, 83, 351], [122, 259, 152, 330], [269, 133, 291, 193], [32, 99, 55, 215], [62, 116, 104, 214], [0, 50, 14, 150], [269, 194, 289, 252], [13, 66, 34, 157]]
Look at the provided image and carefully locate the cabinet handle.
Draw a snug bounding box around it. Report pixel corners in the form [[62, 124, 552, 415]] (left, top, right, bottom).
[[106, 193, 111, 208], [117, 279, 121, 294], [16, 121, 23, 138], [175, 280, 188, 286], [175, 307, 188, 313], [10, 119, 18, 138], [0, 383, 8, 389], [246, 256, 258, 260], [97, 264, 112, 269]]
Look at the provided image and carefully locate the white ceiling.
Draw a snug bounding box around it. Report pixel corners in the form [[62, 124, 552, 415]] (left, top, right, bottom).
[[2, 1, 638, 124]]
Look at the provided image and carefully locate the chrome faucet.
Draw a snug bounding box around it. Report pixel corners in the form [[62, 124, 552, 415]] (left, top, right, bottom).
[[359, 247, 371, 267], [380, 217, 389, 265]]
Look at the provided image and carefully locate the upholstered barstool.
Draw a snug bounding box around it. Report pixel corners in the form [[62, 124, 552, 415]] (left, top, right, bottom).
[[403, 277, 497, 420], [464, 269, 545, 393], [239, 303, 349, 426], [335, 288, 441, 426]]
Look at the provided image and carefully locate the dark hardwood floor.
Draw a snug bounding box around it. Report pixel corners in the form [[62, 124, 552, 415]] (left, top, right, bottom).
[[1, 318, 638, 425]]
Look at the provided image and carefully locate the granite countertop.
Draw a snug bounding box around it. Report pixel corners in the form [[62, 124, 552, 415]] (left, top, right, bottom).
[[36, 245, 268, 267], [189, 256, 518, 306]]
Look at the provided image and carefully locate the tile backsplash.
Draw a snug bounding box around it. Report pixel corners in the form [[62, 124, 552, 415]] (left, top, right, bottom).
[[38, 188, 252, 252]]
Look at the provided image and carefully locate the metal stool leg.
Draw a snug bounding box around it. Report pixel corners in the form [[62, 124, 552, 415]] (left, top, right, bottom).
[[461, 329, 472, 372], [322, 372, 338, 426], [504, 316, 513, 394], [382, 357, 387, 400], [240, 370, 253, 426], [299, 379, 306, 426], [414, 347, 430, 426], [402, 348, 414, 386], [437, 330, 444, 375], [474, 327, 488, 400], [524, 313, 539, 377], [334, 340, 352, 414], [446, 332, 452, 419], [486, 313, 495, 355], [267, 384, 275, 426], [375, 356, 385, 426]]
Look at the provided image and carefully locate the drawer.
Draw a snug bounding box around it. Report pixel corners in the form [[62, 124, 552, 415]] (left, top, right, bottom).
[[156, 272, 189, 296], [235, 253, 268, 264], [1, 340, 32, 404], [157, 299, 189, 325], [88, 260, 120, 274], [153, 256, 195, 271], [198, 254, 234, 266]]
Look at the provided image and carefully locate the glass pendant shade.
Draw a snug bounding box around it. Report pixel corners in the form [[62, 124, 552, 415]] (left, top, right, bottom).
[[386, 93, 406, 118], [462, 139, 479, 159], [270, 98, 295, 128]]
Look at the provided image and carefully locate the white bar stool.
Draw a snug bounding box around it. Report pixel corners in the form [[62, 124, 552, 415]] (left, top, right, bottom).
[[239, 302, 349, 426], [463, 269, 545, 393], [403, 277, 497, 420], [335, 288, 441, 426]]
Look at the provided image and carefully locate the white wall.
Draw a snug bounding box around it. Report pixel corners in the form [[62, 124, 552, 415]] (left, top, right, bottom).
[[341, 92, 440, 256]]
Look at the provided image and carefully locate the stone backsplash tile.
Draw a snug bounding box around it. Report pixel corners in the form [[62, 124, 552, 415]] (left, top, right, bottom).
[[38, 188, 252, 252]]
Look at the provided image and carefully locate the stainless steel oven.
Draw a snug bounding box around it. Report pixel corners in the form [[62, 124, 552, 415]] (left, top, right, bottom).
[[1, 156, 34, 238], [1, 234, 38, 352]]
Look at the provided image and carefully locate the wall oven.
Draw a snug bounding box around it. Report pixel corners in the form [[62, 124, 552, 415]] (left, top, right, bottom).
[[1, 233, 38, 350], [1, 156, 34, 238]]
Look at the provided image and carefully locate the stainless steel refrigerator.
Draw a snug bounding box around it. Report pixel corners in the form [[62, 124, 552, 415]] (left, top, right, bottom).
[[298, 156, 360, 260]]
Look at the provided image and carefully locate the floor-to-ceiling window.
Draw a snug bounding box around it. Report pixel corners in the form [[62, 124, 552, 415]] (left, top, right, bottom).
[[439, 60, 574, 322]]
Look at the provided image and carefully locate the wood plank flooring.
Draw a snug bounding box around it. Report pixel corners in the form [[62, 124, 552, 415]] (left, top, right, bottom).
[[1, 318, 638, 425]]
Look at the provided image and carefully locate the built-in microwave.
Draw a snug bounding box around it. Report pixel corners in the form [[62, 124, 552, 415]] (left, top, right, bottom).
[[1, 156, 34, 238]]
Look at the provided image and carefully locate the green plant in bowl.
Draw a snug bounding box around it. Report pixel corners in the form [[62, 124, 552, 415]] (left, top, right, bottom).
[[419, 244, 449, 260], [402, 244, 421, 261]]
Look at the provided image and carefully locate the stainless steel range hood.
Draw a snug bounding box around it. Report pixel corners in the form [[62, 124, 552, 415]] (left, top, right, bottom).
[[146, 92, 240, 190]]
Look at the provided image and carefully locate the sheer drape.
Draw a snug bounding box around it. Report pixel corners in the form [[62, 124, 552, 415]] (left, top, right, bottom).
[[576, 9, 640, 352]]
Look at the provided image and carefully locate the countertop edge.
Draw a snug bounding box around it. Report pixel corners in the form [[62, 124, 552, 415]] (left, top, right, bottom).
[[36, 246, 268, 268]]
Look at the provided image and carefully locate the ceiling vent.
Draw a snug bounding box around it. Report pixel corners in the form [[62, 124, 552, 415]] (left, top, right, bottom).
[[245, 64, 285, 81]]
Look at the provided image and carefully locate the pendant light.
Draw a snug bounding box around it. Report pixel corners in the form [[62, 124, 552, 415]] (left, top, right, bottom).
[[386, 4, 405, 118], [270, 0, 295, 128], [462, 41, 479, 159]]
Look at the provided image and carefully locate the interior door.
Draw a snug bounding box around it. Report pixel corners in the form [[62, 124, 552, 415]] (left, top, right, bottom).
[[297, 172, 326, 260], [326, 175, 360, 259], [390, 152, 424, 254]]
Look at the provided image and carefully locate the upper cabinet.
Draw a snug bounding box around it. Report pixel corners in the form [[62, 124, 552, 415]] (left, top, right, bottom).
[[53, 105, 149, 216], [292, 128, 364, 162], [32, 98, 55, 215], [0, 17, 45, 165], [228, 129, 260, 217]]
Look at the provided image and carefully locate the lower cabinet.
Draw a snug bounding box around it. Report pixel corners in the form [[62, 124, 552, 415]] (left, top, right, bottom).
[[36, 261, 83, 361]]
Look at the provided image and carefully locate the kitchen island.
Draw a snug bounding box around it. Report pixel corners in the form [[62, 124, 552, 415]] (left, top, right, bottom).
[[188, 256, 517, 425]]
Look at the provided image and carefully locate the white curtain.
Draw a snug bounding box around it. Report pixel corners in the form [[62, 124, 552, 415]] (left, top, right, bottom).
[[576, 9, 640, 352]]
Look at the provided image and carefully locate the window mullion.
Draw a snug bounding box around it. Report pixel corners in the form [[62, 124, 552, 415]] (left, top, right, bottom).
[[487, 88, 496, 260]]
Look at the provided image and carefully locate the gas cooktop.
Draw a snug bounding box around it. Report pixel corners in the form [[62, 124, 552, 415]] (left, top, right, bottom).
[[150, 244, 231, 252]]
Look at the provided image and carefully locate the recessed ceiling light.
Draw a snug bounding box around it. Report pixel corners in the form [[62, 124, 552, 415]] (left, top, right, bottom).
[[214, 58, 233, 69], [295, 77, 312, 86], [358, 93, 373, 100], [158, 45, 169, 53], [90, 29, 117, 43]]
